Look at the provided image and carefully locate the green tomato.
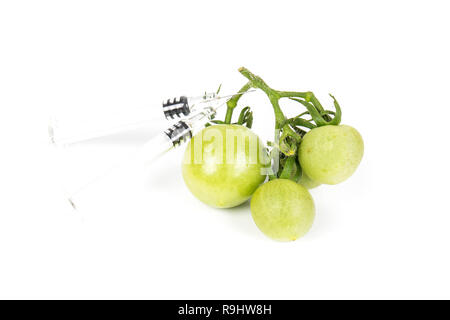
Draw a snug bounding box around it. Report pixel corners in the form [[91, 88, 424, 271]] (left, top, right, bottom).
[[299, 125, 364, 185], [251, 179, 315, 241], [182, 124, 268, 208], [298, 171, 321, 189]]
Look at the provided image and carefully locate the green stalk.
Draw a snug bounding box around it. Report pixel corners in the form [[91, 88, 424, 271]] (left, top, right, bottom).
[[224, 82, 252, 124], [236, 67, 292, 179], [238, 67, 286, 129]]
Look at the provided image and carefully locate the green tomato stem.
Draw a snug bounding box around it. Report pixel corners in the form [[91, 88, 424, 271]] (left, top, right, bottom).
[[289, 116, 317, 129], [237, 67, 291, 179], [278, 91, 309, 99], [224, 82, 252, 124], [238, 67, 287, 129]]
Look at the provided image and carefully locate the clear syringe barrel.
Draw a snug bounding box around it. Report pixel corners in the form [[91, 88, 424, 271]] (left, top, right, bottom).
[[66, 106, 217, 210], [49, 107, 166, 147], [50, 92, 218, 147]]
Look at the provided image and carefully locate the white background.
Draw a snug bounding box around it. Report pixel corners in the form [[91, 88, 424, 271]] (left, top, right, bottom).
[[1, 0, 449, 299]]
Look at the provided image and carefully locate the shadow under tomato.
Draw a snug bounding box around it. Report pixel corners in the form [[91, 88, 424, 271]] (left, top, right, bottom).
[[220, 200, 263, 239]]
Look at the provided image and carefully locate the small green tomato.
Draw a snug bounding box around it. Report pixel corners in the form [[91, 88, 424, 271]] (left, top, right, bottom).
[[182, 124, 267, 208], [299, 125, 364, 185], [251, 179, 315, 241]]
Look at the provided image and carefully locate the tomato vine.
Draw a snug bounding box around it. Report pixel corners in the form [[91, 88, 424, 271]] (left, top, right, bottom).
[[223, 67, 342, 181]]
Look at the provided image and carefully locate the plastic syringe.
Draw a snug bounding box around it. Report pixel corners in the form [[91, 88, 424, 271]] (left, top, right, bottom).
[[66, 103, 222, 210], [49, 92, 222, 147]]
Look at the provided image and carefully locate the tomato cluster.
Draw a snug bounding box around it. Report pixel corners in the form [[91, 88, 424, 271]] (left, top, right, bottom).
[[182, 68, 364, 241]]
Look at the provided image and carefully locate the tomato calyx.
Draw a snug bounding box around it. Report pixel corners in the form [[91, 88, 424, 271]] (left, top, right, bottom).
[[277, 156, 302, 182], [289, 93, 342, 127]]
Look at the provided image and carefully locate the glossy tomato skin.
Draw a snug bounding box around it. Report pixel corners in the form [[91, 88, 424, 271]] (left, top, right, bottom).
[[182, 124, 268, 208], [299, 125, 364, 185], [251, 179, 315, 241]]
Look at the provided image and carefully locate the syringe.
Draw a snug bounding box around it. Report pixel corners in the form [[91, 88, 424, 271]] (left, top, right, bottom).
[[49, 91, 234, 147], [64, 96, 238, 210]]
